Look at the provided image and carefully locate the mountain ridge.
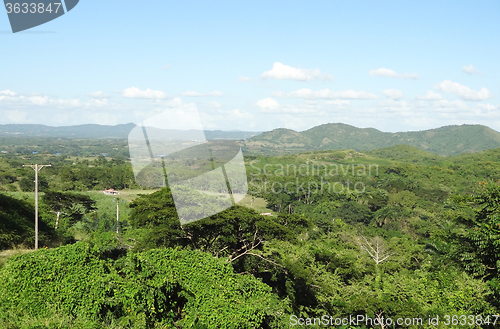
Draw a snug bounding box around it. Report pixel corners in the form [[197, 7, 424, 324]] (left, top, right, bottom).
[[243, 123, 500, 156]]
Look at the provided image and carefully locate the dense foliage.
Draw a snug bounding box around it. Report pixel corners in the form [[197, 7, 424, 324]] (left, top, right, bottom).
[[0, 156, 139, 193], [0, 236, 285, 328]]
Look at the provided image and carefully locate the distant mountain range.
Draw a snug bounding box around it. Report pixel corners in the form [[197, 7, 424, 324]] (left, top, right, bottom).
[[0, 123, 262, 140], [2, 122, 500, 156], [242, 123, 500, 156]]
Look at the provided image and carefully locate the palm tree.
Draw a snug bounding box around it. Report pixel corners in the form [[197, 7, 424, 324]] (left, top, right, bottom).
[[373, 206, 401, 226]]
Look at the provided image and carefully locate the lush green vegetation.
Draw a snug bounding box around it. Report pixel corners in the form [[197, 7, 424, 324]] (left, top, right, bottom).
[[2, 137, 500, 328], [0, 155, 140, 192], [0, 136, 131, 158], [0, 236, 284, 328]]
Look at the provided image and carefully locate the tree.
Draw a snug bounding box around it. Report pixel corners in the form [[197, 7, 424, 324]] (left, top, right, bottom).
[[332, 201, 372, 224], [19, 175, 49, 192], [42, 191, 97, 228], [358, 235, 393, 265], [128, 186, 311, 258], [388, 190, 418, 209], [443, 184, 500, 307], [446, 185, 500, 279], [373, 206, 403, 227]]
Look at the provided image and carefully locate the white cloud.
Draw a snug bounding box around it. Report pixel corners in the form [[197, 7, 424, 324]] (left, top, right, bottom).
[[259, 105, 318, 114], [256, 97, 352, 115], [29, 96, 49, 106], [416, 90, 443, 100], [158, 97, 185, 108], [323, 100, 351, 107], [378, 99, 410, 109], [123, 87, 169, 99], [87, 91, 109, 99], [55, 99, 82, 107], [180, 91, 223, 97], [86, 98, 109, 107], [281, 108, 317, 114], [435, 80, 492, 101], [382, 89, 404, 100], [238, 76, 252, 82], [415, 100, 427, 107], [272, 88, 378, 100], [261, 62, 334, 81], [374, 100, 416, 118], [369, 68, 419, 80], [226, 109, 253, 120], [206, 101, 222, 109], [134, 103, 204, 131], [199, 109, 256, 130], [476, 103, 498, 111], [432, 99, 468, 111], [85, 112, 119, 126], [0, 90, 16, 97], [0, 90, 96, 109], [462, 64, 482, 75], [256, 97, 280, 110], [5, 110, 27, 123], [161, 65, 171, 69]]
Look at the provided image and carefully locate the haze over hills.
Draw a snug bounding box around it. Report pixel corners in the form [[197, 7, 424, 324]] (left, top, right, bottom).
[[242, 123, 500, 156], [0, 124, 262, 140], [0, 123, 138, 139]]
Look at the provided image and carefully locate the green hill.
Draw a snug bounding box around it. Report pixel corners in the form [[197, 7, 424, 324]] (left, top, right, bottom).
[[366, 145, 445, 165], [242, 123, 500, 156]]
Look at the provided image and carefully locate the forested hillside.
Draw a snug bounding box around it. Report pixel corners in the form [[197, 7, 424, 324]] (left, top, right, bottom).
[[243, 123, 500, 156]]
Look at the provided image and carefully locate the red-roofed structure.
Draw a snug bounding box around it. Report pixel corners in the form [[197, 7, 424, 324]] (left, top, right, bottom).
[[103, 188, 120, 195]]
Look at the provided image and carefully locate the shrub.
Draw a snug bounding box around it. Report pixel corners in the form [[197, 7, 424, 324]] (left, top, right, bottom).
[[0, 240, 286, 328]]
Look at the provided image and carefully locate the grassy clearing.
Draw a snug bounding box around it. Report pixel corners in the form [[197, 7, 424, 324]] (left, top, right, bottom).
[[194, 190, 273, 214], [117, 188, 159, 202], [3, 191, 36, 202], [0, 249, 33, 268], [70, 221, 88, 241], [4, 189, 158, 203], [236, 194, 273, 214], [64, 156, 100, 162]]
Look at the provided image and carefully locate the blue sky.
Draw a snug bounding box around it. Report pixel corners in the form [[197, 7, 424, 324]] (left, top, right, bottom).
[[1, 0, 499, 132]]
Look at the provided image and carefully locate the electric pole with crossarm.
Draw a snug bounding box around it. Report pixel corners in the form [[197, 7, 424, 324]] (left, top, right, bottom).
[[22, 163, 51, 251], [113, 198, 125, 234]]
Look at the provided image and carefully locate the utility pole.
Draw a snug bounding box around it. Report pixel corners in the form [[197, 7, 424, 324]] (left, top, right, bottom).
[[113, 198, 125, 234], [23, 163, 51, 250]]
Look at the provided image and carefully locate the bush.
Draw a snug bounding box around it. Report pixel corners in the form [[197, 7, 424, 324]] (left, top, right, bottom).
[[0, 239, 286, 328]]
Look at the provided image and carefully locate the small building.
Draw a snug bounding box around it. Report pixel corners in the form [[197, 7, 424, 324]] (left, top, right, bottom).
[[260, 212, 273, 216], [103, 188, 120, 195]]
